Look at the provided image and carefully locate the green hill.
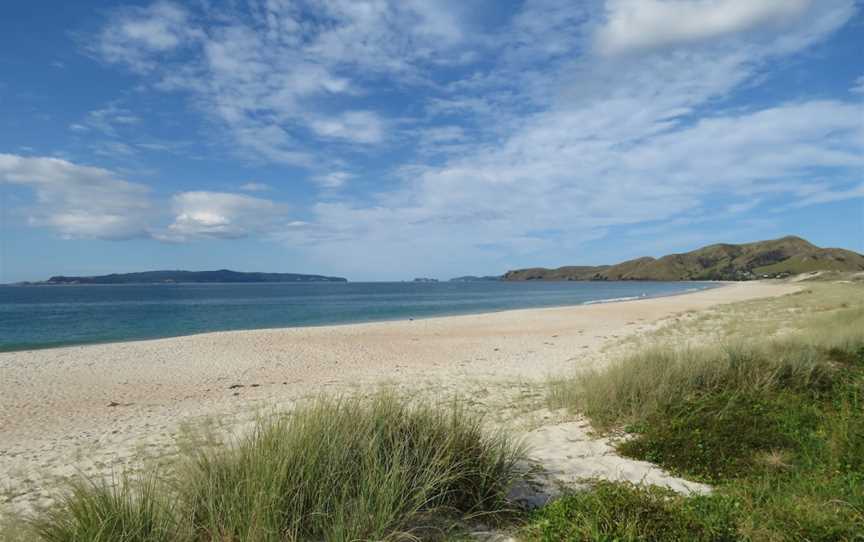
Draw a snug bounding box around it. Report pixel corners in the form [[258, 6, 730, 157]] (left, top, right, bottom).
[[503, 236, 864, 281]]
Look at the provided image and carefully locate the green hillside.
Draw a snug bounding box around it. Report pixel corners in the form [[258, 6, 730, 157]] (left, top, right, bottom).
[[503, 236, 864, 281]]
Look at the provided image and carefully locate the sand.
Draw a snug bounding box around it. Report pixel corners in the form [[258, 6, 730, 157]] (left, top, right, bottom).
[[0, 281, 796, 514]]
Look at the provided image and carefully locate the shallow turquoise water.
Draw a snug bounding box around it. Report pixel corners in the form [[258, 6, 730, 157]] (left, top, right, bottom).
[[0, 281, 717, 352]]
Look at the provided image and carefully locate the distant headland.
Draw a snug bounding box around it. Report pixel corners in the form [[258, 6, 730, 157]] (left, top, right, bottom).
[[27, 270, 348, 285], [503, 236, 864, 282]]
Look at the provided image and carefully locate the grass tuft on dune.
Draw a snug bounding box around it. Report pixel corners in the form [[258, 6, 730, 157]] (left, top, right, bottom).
[[26, 394, 525, 542]]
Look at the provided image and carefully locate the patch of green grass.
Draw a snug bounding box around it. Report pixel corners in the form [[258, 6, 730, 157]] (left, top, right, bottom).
[[537, 284, 864, 541], [734, 470, 864, 541], [617, 390, 812, 483], [21, 393, 526, 542], [522, 481, 740, 542], [613, 341, 863, 478]]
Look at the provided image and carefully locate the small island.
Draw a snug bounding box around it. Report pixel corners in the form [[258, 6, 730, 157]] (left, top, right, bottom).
[[32, 269, 348, 285]]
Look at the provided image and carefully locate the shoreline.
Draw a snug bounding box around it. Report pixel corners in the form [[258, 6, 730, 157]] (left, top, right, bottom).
[[1, 281, 725, 354], [0, 280, 796, 514]]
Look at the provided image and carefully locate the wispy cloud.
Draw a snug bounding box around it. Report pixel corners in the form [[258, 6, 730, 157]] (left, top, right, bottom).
[[0, 154, 152, 240], [309, 111, 385, 144], [69, 102, 140, 136], [312, 172, 353, 190], [92, 0, 472, 165], [786, 183, 864, 209], [95, 1, 196, 72]]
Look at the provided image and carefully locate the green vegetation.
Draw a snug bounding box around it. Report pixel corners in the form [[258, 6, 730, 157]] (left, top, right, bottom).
[[534, 283, 864, 541], [503, 235, 864, 281], [523, 481, 740, 541], [31, 475, 175, 542], [24, 394, 525, 541]]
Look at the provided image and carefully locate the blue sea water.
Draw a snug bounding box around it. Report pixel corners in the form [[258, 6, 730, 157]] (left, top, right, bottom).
[[0, 281, 718, 352]]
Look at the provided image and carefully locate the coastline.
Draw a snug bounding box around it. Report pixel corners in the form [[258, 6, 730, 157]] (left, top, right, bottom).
[[0, 280, 796, 514], [0, 280, 724, 354]]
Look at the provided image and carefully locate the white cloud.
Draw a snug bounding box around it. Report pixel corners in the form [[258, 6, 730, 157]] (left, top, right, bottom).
[[0, 154, 152, 239], [420, 126, 466, 144], [96, 1, 194, 71], [69, 103, 140, 136], [303, 0, 469, 71], [309, 111, 384, 144], [595, 0, 815, 55], [92, 141, 137, 157], [312, 171, 352, 189], [787, 183, 864, 208], [0, 155, 297, 244], [160, 191, 288, 241]]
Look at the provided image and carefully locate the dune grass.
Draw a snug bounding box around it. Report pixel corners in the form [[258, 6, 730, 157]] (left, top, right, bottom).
[[24, 394, 525, 542], [531, 284, 864, 541], [31, 474, 175, 542]]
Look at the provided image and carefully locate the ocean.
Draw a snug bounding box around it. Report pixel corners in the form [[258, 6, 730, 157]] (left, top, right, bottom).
[[0, 281, 718, 352]]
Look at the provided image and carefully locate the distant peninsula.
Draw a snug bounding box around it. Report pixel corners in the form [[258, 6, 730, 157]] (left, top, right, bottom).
[[503, 236, 864, 282], [34, 270, 348, 285]]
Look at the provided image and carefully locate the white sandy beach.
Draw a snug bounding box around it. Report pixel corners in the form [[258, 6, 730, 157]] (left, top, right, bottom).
[[0, 281, 797, 514]]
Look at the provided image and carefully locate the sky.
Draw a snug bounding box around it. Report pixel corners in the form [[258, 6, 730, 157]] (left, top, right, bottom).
[[1, 0, 862, 282]]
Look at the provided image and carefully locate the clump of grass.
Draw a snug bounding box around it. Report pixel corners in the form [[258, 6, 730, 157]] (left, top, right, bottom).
[[181, 394, 525, 541], [549, 340, 833, 432], [522, 481, 740, 542], [25, 393, 526, 542], [30, 474, 175, 542]]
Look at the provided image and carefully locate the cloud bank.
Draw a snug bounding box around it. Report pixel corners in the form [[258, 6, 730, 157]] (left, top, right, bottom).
[[1, 155, 291, 243]]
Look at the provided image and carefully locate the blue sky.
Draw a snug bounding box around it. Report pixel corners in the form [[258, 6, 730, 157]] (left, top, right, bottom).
[[1, 0, 862, 282]]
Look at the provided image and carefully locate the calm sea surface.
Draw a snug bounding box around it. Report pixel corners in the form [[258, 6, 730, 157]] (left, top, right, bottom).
[[0, 281, 718, 352]]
